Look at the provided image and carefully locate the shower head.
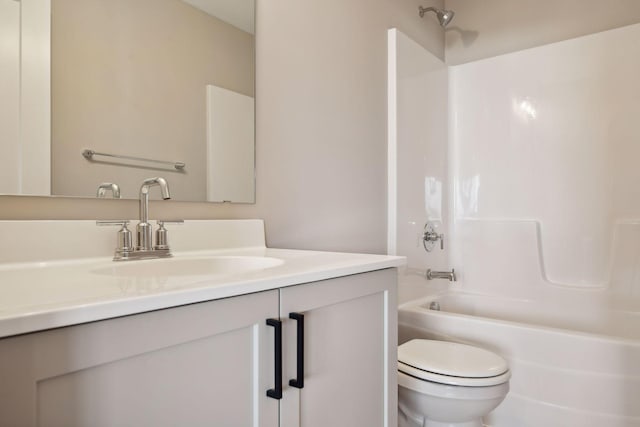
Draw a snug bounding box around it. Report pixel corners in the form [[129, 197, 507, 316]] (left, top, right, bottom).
[[419, 6, 455, 27]]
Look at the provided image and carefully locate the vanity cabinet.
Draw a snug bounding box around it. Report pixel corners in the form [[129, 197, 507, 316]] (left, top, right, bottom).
[[0, 269, 397, 427], [0, 289, 280, 427], [280, 268, 397, 427]]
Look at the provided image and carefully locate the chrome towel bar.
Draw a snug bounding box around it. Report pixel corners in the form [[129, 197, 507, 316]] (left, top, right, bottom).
[[82, 149, 186, 171]]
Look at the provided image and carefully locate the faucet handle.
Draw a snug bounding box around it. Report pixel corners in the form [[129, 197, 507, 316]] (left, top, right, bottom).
[[422, 222, 445, 252], [96, 220, 133, 253], [97, 220, 130, 226], [156, 220, 184, 226], [154, 220, 184, 250]]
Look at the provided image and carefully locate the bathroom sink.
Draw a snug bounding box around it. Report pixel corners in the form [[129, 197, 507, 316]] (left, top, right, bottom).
[[91, 256, 284, 278]]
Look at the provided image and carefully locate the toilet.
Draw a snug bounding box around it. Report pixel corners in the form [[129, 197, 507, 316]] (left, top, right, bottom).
[[398, 339, 511, 427]]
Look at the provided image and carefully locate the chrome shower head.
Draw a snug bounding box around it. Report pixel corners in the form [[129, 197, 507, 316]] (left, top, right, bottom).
[[419, 6, 455, 27]]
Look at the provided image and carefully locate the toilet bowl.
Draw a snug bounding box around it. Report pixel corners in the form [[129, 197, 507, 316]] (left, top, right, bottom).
[[398, 339, 510, 427]]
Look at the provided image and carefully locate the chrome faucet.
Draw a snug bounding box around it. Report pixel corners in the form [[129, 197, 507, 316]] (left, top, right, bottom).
[[98, 177, 182, 261], [426, 269, 457, 282], [96, 182, 121, 198], [137, 177, 171, 251]]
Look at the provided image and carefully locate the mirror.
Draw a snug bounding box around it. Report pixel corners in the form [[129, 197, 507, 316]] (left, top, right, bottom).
[[0, 0, 255, 203]]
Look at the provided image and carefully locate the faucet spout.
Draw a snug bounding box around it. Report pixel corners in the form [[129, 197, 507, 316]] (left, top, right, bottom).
[[426, 268, 457, 282], [137, 177, 171, 250], [144, 176, 171, 200], [96, 182, 121, 198], [139, 177, 171, 223]]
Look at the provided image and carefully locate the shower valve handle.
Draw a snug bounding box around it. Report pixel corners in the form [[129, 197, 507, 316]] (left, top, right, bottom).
[[424, 231, 444, 250], [423, 222, 444, 252]]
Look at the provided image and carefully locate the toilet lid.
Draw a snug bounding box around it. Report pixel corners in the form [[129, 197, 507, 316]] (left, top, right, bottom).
[[398, 339, 510, 387]]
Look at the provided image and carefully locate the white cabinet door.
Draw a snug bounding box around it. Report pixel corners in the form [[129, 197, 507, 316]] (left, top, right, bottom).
[[0, 290, 279, 427], [279, 269, 398, 427]]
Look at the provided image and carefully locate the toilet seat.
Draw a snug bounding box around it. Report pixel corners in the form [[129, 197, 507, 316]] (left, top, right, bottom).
[[398, 340, 511, 387]]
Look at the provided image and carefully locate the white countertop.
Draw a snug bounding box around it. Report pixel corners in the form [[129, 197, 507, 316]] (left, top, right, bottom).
[[0, 246, 404, 339]]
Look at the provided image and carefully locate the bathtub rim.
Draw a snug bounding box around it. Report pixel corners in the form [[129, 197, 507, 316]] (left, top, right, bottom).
[[399, 291, 640, 347]]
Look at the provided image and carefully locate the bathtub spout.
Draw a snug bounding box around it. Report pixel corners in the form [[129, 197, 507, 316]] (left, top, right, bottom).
[[426, 268, 457, 282]]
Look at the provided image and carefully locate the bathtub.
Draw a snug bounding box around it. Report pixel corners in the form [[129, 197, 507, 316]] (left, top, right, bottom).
[[398, 291, 640, 427]]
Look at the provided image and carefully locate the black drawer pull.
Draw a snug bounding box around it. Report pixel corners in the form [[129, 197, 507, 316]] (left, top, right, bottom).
[[289, 312, 304, 389], [266, 318, 282, 399]]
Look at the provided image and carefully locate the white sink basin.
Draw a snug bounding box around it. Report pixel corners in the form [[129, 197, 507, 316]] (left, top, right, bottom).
[[91, 256, 284, 278]]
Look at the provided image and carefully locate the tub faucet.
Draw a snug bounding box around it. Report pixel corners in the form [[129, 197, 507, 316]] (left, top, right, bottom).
[[426, 269, 457, 282], [137, 177, 171, 251]]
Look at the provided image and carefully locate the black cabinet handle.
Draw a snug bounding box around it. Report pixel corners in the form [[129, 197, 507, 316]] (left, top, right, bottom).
[[289, 312, 304, 389], [266, 318, 282, 399]]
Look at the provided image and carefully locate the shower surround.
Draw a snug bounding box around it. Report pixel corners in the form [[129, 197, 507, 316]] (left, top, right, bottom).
[[450, 22, 640, 289], [390, 22, 640, 426]]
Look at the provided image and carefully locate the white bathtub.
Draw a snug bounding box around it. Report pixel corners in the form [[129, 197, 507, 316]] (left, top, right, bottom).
[[398, 291, 640, 427]]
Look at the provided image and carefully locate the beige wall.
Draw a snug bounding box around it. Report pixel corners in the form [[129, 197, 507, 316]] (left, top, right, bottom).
[[252, 0, 443, 253], [0, 0, 444, 254], [51, 0, 254, 201], [445, 0, 640, 65]]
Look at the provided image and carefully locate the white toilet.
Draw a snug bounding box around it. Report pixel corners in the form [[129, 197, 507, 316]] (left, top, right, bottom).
[[397, 339, 511, 427]]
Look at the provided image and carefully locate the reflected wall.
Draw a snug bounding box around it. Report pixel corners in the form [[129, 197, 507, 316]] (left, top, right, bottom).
[[51, 0, 254, 201]]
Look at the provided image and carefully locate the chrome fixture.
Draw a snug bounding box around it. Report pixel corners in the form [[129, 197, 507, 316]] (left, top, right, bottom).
[[97, 220, 134, 259], [419, 6, 455, 27], [423, 221, 444, 252], [96, 182, 121, 198], [426, 269, 457, 282], [153, 220, 184, 250], [429, 301, 441, 311], [98, 219, 183, 261], [98, 177, 183, 261], [137, 177, 171, 252], [82, 149, 186, 171]]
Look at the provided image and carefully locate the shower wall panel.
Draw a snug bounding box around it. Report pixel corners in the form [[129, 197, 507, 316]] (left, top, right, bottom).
[[450, 23, 640, 288], [388, 29, 450, 303]]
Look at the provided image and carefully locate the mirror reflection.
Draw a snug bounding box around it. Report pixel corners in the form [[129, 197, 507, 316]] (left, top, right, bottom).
[[1, 0, 255, 202]]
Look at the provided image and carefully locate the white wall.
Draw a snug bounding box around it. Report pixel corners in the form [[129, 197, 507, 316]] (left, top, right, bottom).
[[450, 23, 640, 291], [388, 29, 449, 303]]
